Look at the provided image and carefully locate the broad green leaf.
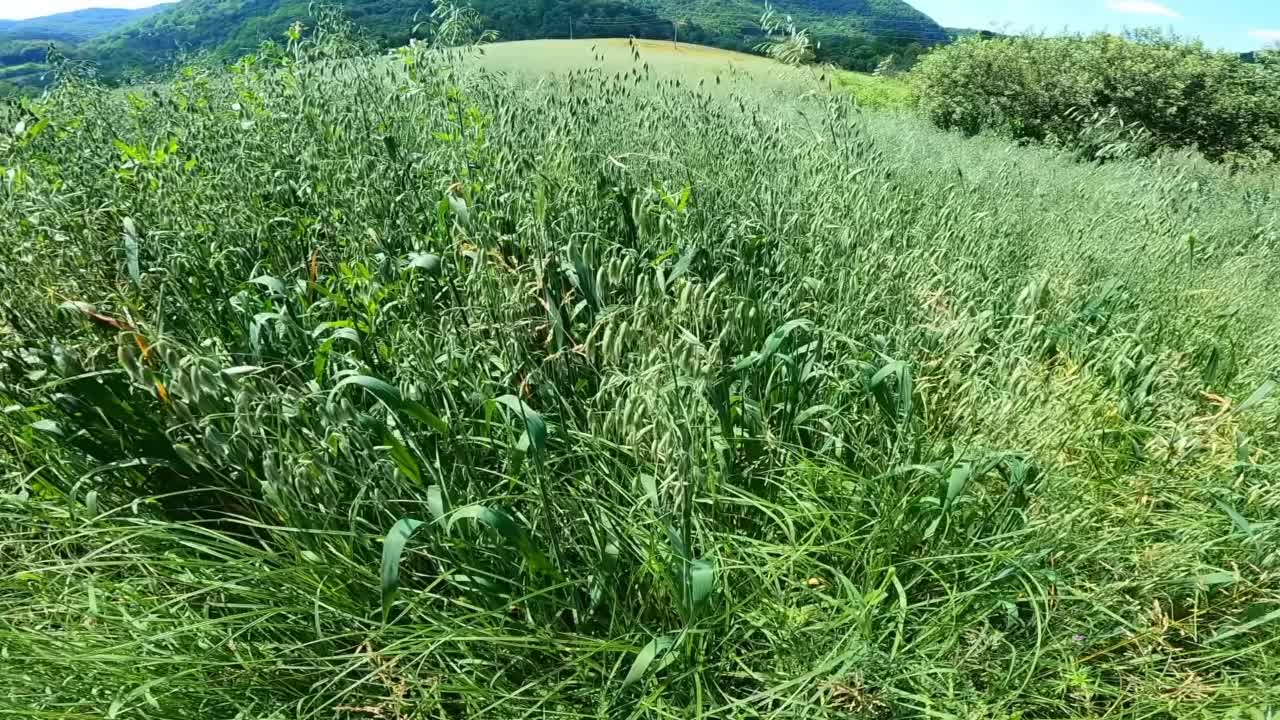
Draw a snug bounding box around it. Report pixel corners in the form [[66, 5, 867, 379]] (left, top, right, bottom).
[[408, 252, 442, 275], [381, 517, 424, 621], [332, 373, 400, 405], [870, 360, 905, 388], [1236, 379, 1276, 414], [945, 463, 972, 503], [122, 217, 140, 286], [794, 404, 836, 426], [250, 275, 285, 296], [640, 474, 659, 511], [870, 360, 913, 423], [666, 248, 695, 288], [687, 558, 715, 613], [1190, 571, 1238, 587], [447, 194, 470, 225], [1208, 605, 1280, 645], [449, 504, 552, 574], [331, 375, 448, 433], [221, 365, 263, 378], [385, 433, 421, 486], [666, 524, 689, 561], [734, 319, 811, 370], [493, 394, 546, 454], [1214, 498, 1254, 537], [622, 634, 677, 687], [31, 419, 61, 435], [427, 485, 448, 522]]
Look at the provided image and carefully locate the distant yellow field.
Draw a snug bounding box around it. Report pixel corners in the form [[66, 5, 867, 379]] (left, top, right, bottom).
[[474, 38, 817, 89]]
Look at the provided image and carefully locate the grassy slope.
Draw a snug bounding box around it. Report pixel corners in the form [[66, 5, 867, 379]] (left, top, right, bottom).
[[475, 38, 805, 82], [479, 39, 914, 109], [2, 34, 1279, 720], [832, 69, 912, 108]]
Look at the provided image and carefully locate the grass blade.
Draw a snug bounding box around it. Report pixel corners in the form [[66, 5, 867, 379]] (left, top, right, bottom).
[[622, 634, 677, 687], [381, 517, 425, 622]]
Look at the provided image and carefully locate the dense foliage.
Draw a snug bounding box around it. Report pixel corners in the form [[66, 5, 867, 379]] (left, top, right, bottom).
[[912, 32, 1280, 164], [3, 11, 1280, 720]]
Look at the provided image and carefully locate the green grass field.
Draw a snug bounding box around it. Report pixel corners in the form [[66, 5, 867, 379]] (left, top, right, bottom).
[[478, 38, 782, 76], [2, 25, 1279, 720]]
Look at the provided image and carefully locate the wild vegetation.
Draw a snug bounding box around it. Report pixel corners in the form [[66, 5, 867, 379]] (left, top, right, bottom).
[[2, 7, 1280, 720], [912, 32, 1280, 165]]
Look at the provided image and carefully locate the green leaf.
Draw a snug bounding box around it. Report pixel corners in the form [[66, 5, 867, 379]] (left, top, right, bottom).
[[666, 248, 696, 288], [407, 252, 443, 276], [221, 365, 264, 378], [381, 517, 425, 621], [1190, 571, 1238, 587], [945, 462, 972, 503], [331, 375, 448, 433], [687, 558, 715, 612], [640, 474, 659, 511], [250, 275, 285, 296], [622, 634, 677, 687], [870, 360, 913, 423], [734, 319, 811, 370], [122, 217, 140, 286], [447, 194, 470, 226], [385, 433, 421, 486], [1236, 379, 1276, 414], [449, 504, 552, 574], [427, 485, 448, 522], [31, 419, 62, 435], [1208, 605, 1280, 645], [1214, 497, 1254, 537], [493, 395, 547, 454]]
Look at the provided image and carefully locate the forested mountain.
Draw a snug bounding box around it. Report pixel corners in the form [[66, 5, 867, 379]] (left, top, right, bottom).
[[0, 5, 174, 90], [0, 5, 174, 41], [1, 0, 946, 92]]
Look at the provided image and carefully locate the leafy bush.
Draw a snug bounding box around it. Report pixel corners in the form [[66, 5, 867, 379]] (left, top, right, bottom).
[[911, 31, 1280, 162]]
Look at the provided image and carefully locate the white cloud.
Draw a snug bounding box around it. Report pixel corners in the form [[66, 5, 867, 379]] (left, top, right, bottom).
[[1104, 1, 1182, 19], [1248, 29, 1280, 45]]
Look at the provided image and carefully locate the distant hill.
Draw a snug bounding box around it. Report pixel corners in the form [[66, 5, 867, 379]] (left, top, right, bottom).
[[0, 5, 174, 41], [0, 4, 174, 92], [1, 0, 947, 93]]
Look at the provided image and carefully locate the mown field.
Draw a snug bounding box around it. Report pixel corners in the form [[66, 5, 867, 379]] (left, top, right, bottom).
[[2, 27, 1279, 720]]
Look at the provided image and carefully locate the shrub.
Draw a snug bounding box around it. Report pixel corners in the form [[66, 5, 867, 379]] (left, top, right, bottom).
[[911, 31, 1280, 162]]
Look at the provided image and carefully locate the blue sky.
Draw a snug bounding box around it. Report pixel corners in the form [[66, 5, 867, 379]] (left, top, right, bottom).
[[3, 1, 1279, 51], [907, 1, 1280, 50]]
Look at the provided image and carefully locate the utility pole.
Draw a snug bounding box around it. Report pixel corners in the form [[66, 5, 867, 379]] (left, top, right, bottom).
[[570, 18, 574, 40], [672, 20, 678, 49]]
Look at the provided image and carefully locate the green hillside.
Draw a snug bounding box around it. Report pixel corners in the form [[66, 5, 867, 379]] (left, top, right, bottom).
[[0, 5, 175, 41], [0, 5, 175, 94], [3, 0, 946, 91]]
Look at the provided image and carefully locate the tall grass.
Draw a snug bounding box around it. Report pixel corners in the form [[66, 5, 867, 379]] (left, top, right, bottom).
[[1, 15, 1278, 720]]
